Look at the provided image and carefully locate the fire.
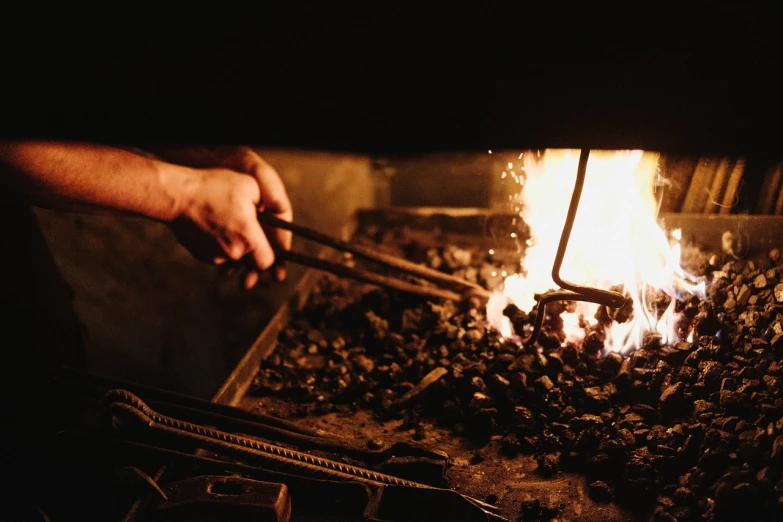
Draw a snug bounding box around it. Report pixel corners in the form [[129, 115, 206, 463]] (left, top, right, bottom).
[[487, 149, 706, 353]]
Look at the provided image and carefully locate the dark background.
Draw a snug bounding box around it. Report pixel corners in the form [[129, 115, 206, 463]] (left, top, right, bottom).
[[2, 5, 781, 155]]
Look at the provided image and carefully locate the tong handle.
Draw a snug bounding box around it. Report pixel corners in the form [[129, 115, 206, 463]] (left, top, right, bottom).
[[257, 213, 489, 297], [278, 250, 463, 301]]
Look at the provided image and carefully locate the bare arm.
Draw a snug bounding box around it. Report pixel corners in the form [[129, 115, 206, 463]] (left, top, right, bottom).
[[143, 145, 293, 282], [0, 141, 195, 220], [0, 141, 289, 287]]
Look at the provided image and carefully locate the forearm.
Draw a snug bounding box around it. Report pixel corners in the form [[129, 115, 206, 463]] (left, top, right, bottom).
[[0, 141, 195, 222]]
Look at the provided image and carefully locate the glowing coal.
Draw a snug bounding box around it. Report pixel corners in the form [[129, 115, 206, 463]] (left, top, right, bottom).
[[487, 149, 706, 353]]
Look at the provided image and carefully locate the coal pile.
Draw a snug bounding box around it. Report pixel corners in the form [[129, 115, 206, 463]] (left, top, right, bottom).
[[251, 226, 783, 521]]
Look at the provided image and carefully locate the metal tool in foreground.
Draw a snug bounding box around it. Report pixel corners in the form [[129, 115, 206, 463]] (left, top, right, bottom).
[[103, 389, 507, 522], [151, 475, 290, 522], [59, 366, 448, 468]]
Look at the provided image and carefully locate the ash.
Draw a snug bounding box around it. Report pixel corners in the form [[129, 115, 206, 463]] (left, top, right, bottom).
[[251, 226, 783, 522]]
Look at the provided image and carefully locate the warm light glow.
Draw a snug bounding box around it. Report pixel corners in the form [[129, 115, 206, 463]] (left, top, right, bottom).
[[562, 312, 585, 343], [488, 150, 706, 353]]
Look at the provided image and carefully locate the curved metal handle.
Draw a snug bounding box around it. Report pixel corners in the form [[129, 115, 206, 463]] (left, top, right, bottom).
[[522, 149, 625, 347]]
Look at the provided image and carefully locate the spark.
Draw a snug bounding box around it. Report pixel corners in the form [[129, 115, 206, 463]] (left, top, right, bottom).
[[489, 249, 495, 255]]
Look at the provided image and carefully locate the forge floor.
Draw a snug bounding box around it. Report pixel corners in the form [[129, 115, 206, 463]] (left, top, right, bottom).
[[238, 396, 639, 522]]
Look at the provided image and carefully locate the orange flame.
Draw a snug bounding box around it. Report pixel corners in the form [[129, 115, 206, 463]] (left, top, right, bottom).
[[487, 149, 705, 353]]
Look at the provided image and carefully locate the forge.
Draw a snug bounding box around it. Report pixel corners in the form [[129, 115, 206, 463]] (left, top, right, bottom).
[[6, 8, 783, 520], [17, 146, 783, 522], [238, 154, 783, 522]]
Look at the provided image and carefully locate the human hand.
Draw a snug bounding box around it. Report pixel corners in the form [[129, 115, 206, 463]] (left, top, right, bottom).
[[156, 147, 292, 288]]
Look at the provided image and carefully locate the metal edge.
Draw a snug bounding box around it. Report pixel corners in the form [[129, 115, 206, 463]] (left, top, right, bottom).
[[211, 218, 359, 407], [210, 267, 323, 407]]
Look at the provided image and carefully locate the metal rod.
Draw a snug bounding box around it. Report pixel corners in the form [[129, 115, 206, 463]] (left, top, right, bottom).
[[105, 390, 422, 488], [104, 390, 501, 518], [523, 149, 625, 346], [109, 435, 501, 518], [56, 366, 324, 438], [140, 397, 446, 465], [60, 367, 446, 465], [550, 151, 626, 308], [279, 250, 468, 302], [258, 212, 487, 295]]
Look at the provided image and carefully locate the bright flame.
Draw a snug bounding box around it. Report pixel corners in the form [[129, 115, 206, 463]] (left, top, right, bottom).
[[487, 149, 706, 353]]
